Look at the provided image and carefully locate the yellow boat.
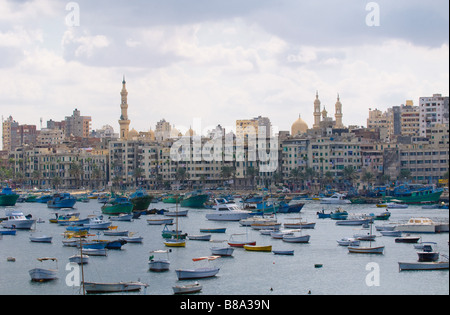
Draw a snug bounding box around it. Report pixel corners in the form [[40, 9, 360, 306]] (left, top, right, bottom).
[[243, 245, 272, 252], [376, 204, 388, 208], [164, 239, 186, 247]]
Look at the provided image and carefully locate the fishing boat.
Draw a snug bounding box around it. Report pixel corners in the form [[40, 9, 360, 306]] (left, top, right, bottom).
[[83, 216, 112, 230], [149, 250, 171, 272], [36, 194, 53, 203], [239, 216, 277, 227], [373, 211, 391, 220], [175, 256, 220, 280], [29, 258, 58, 282], [82, 248, 107, 256], [129, 190, 153, 211], [0, 187, 20, 206], [348, 223, 384, 254], [395, 235, 421, 243], [277, 202, 304, 213], [47, 193, 76, 209], [30, 235, 53, 243], [398, 244, 449, 271], [383, 184, 444, 204], [146, 217, 174, 225], [188, 234, 212, 241], [243, 244, 272, 252], [173, 282, 202, 295], [0, 228, 16, 236], [162, 194, 180, 204], [83, 281, 148, 294], [321, 193, 351, 204], [317, 210, 332, 219], [330, 208, 349, 220], [210, 246, 235, 256], [227, 233, 256, 248], [206, 199, 251, 221], [101, 197, 134, 215], [1, 210, 36, 230], [180, 190, 209, 208], [337, 237, 360, 246], [121, 234, 143, 243]]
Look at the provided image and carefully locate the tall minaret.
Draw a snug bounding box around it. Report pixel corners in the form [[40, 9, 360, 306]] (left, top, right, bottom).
[[313, 91, 321, 129], [118, 76, 131, 140], [335, 93, 344, 128]]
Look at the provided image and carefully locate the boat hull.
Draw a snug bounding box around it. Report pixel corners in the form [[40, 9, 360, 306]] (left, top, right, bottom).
[[282, 235, 311, 243], [2, 219, 35, 230], [101, 203, 134, 215], [398, 261, 449, 271], [83, 281, 147, 293], [211, 247, 234, 256], [29, 268, 58, 282], [130, 195, 153, 211], [175, 267, 220, 280], [173, 283, 202, 294], [243, 245, 272, 252], [0, 194, 20, 207], [348, 246, 384, 254], [149, 259, 170, 272], [180, 194, 209, 208]]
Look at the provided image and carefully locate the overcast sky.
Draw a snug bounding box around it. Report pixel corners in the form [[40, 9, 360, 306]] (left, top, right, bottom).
[[0, 0, 448, 138]]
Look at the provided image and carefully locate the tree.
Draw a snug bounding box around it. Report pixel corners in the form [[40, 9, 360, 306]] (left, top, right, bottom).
[[220, 166, 235, 187], [342, 166, 357, 189], [398, 169, 411, 183], [246, 166, 258, 190], [69, 161, 83, 188], [132, 167, 145, 188], [362, 171, 374, 191]]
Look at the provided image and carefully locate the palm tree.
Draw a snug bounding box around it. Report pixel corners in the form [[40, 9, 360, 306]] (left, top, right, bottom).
[[246, 166, 258, 190], [362, 171, 374, 191], [69, 161, 83, 189], [220, 166, 235, 187], [342, 166, 357, 189], [398, 169, 412, 183], [133, 167, 145, 188]]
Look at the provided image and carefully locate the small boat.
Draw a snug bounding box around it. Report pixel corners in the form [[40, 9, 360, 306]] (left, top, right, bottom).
[[282, 233, 311, 243], [271, 230, 294, 239], [321, 193, 351, 204], [330, 209, 349, 220], [398, 261, 449, 271], [243, 245, 272, 252], [83, 281, 148, 294], [417, 243, 440, 262], [211, 246, 234, 256], [82, 248, 107, 256], [284, 220, 316, 229], [336, 218, 371, 226], [317, 210, 332, 219], [149, 250, 171, 272], [348, 245, 385, 254], [0, 229, 17, 236], [395, 235, 421, 243], [337, 238, 361, 246], [386, 203, 408, 209], [0, 187, 20, 206], [29, 257, 58, 282], [251, 222, 282, 231], [69, 254, 89, 265], [354, 233, 376, 241], [47, 193, 77, 209], [206, 199, 251, 221], [147, 218, 174, 225], [180, 190, 209, 208], [375, 224, 396, 231], [120, 233, 143, 243], [273, 250, 294, 255], [103, 229, 129, 236], [200, 228, 226, 234], [30, 235, 53, 243], [176, 256, 221, 280], [173, 282, 202, 295], [2, 210, 36, 230], [109, 214, 133, 221], [188, 234, 212, 241], [373, 211, 391, 220], [380, 230, 402, 237], [83, 216, 111, 230], [165, 210, 189, 217], [164, 238, 186, 247]]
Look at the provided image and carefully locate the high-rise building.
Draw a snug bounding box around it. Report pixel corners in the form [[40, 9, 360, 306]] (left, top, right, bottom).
[[419, 94, 449, 138], [64, 109, 91, 138]]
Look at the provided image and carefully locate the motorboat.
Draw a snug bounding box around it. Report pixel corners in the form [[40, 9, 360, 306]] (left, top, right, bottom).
[[1, 210, 36, 230], [47, 193, 76, 209], [398, 244, 449, 271], [149, 250, 171, 272], [394, 217, 439, 233], [206, 199, 251, 221], [29, 257, 58, 282], [395, 235, 421, 243], [175, 256, 220, 280], [83, 281, 148, 294], [336, 218, 371, 226], [239, 216, 277, 227], [83, 216, 112, 230], [337, 237, 361, 247], [348, 245, 385, 254], [417, 243, 440, 262], [320, 193, 351, 204], [210, 246, 235, 256], [109, 214, 133, 221], [173, 282, 202, 295]]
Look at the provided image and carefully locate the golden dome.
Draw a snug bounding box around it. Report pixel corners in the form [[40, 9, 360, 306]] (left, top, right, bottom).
[[129, 128, 139, 139], [292, 115, 309, 136], [185, 127, 196, 137]]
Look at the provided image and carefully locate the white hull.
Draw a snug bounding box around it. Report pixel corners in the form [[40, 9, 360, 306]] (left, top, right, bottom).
[[173, 283, 202, 294], [29, 268, 58, 281], [2, 219, 35, 230], [282, 234, 310, 243], [348, 246, 384, 254], [147, 219, 174, 225], [395, 225, 437, 233], [176, 267, 220, 280], [398, 261, 449, 271], [206, 212, 250, 221], [149, 259, 170, 272], [30, 236, 53, 243], [211, 247, 234, 256], [165, 210, 189, 217], [83, 281, 148, 293], [380, 230, 402, 237], [69, 254, 89, 264], [188, 235, 212, 241], [122, 236, 143, 243], [337, 238, 360, 246], [82, 248, 107, 256]]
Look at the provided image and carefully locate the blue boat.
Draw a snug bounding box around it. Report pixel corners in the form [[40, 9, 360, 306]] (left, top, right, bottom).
[[277, 202, 304, 214], [330, 209, 348, 220], [106, 239, 127, 250], [47, 193, 77, 209], [0, 229, 17, 236], [317, 210, 332, 219], [79, 242, 108, 250], [36, 195, 53, 203]]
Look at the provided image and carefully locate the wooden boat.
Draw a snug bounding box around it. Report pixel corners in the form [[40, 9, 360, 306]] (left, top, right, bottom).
[[101, 197, 134, 215], [147, 218, 174, 225], [243, 244, 272, 252], [30, 235, 53, 243], [121, 235, 143, 243], [83, 281, 148, 294], [380, 230, 402, 237], [149, 250, 170, 272], [284, 220, 316, 229], [81, 248, 107, 256], [47, 193, 76, 209], [210, 246, 234, 256], [336, 218, 371, 226], [251, 222, 281, 231], [0, 229, 16, 236], [29, 258, 58, 282], [282, 233, 311, 243], [175, 256, 220, 280], [173, 282, 202, 295], [109, 214, 133, 221], [69, 254, 89, 265], [165, 210, 189, 217], [348, 245, 385, 254], [227, 233, 256, 248], [188, 234, 212, 241], [337, 238, 360, 246], [164, 238, 186, 247], [271, 230, 294, 239], [200, 228, 226, 233], [273, 250, 294, 255], [0, 187, 20, 206], [129, 190, 153, 211], [398, 261, 449, 271], [103, 229, 129, 237], [395, 236, 421, 243]]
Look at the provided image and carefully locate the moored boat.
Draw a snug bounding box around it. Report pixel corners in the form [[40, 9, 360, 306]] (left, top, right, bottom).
[[2, 210, 36, 230], [210, 246, 235, 256], [129, 190, 153, 211], [149, 250, 171, 272], [175, 256, 220, 280], [29, 257, 58, 282], [243, 244, 272, 252], [101, 197, 134, 215], [173, 282, 202, 295], [83, 281, 148, 294], [0, 187, 20, 206], [180, 190, 209, 208], [47, 193, 76, 209]]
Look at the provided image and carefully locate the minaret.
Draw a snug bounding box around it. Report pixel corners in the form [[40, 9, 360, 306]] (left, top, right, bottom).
[[313, 91, 321, 129], [118, 76, 131, 140], [335, 93, 344, 128]]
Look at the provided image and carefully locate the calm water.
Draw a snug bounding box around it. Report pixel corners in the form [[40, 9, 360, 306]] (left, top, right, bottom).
[[0, 199, 448, 295]]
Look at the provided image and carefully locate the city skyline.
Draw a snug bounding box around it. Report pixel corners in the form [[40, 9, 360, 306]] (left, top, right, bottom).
[[0, 0, 448, 140]]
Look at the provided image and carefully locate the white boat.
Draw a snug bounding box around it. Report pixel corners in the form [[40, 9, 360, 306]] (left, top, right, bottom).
[[147, 218, 174, 225], [240, 216, 277, 227], [320, 193, 351, 204], [149, 250, 170, 272], [173, 282, 202, 295], [398, 261, 449, 271], [380, 230, 402, 237], [375, 224, 396, 231], [69, 254, 89, 265], [30, 235, 53, 243], [165, 210, 189, 217], [386, 203, 408, 209], [337, 237, 361, 246], [82, 248, 107, 256], [83, 216, 111, 230], [354, 233, 377, 241], [270, 230, 294, 239], [29, 258, 58, 282], [206, 199, 251, 221], [336, 218, 371, 226], [83, 281, 148, 293], [210, 246, 234, 256], [109, 214, 133, 221], [282, 233, 311, 243], [348, 245, 385, 254], [188, 234, 212, 241], [175, 256, 220, 280], [2, 210, 36, 230], [121, 235, 143, 243], [395, 217, 440, 233], [103, 230, 129, 236]]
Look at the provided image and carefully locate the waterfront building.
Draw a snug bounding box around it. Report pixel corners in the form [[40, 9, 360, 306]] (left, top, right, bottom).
[[419, 94, 449, 138]]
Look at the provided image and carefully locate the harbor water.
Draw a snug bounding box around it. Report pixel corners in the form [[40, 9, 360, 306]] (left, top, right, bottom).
[[1, 200, 448, 295]]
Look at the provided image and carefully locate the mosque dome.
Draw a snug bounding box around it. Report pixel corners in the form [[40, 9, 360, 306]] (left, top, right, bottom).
[[291, 115, 309, 136], [128, 128, 139, 139]]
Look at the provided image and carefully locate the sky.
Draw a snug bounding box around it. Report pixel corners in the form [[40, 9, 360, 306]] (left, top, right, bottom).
[[0, 0, 449, 139]]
